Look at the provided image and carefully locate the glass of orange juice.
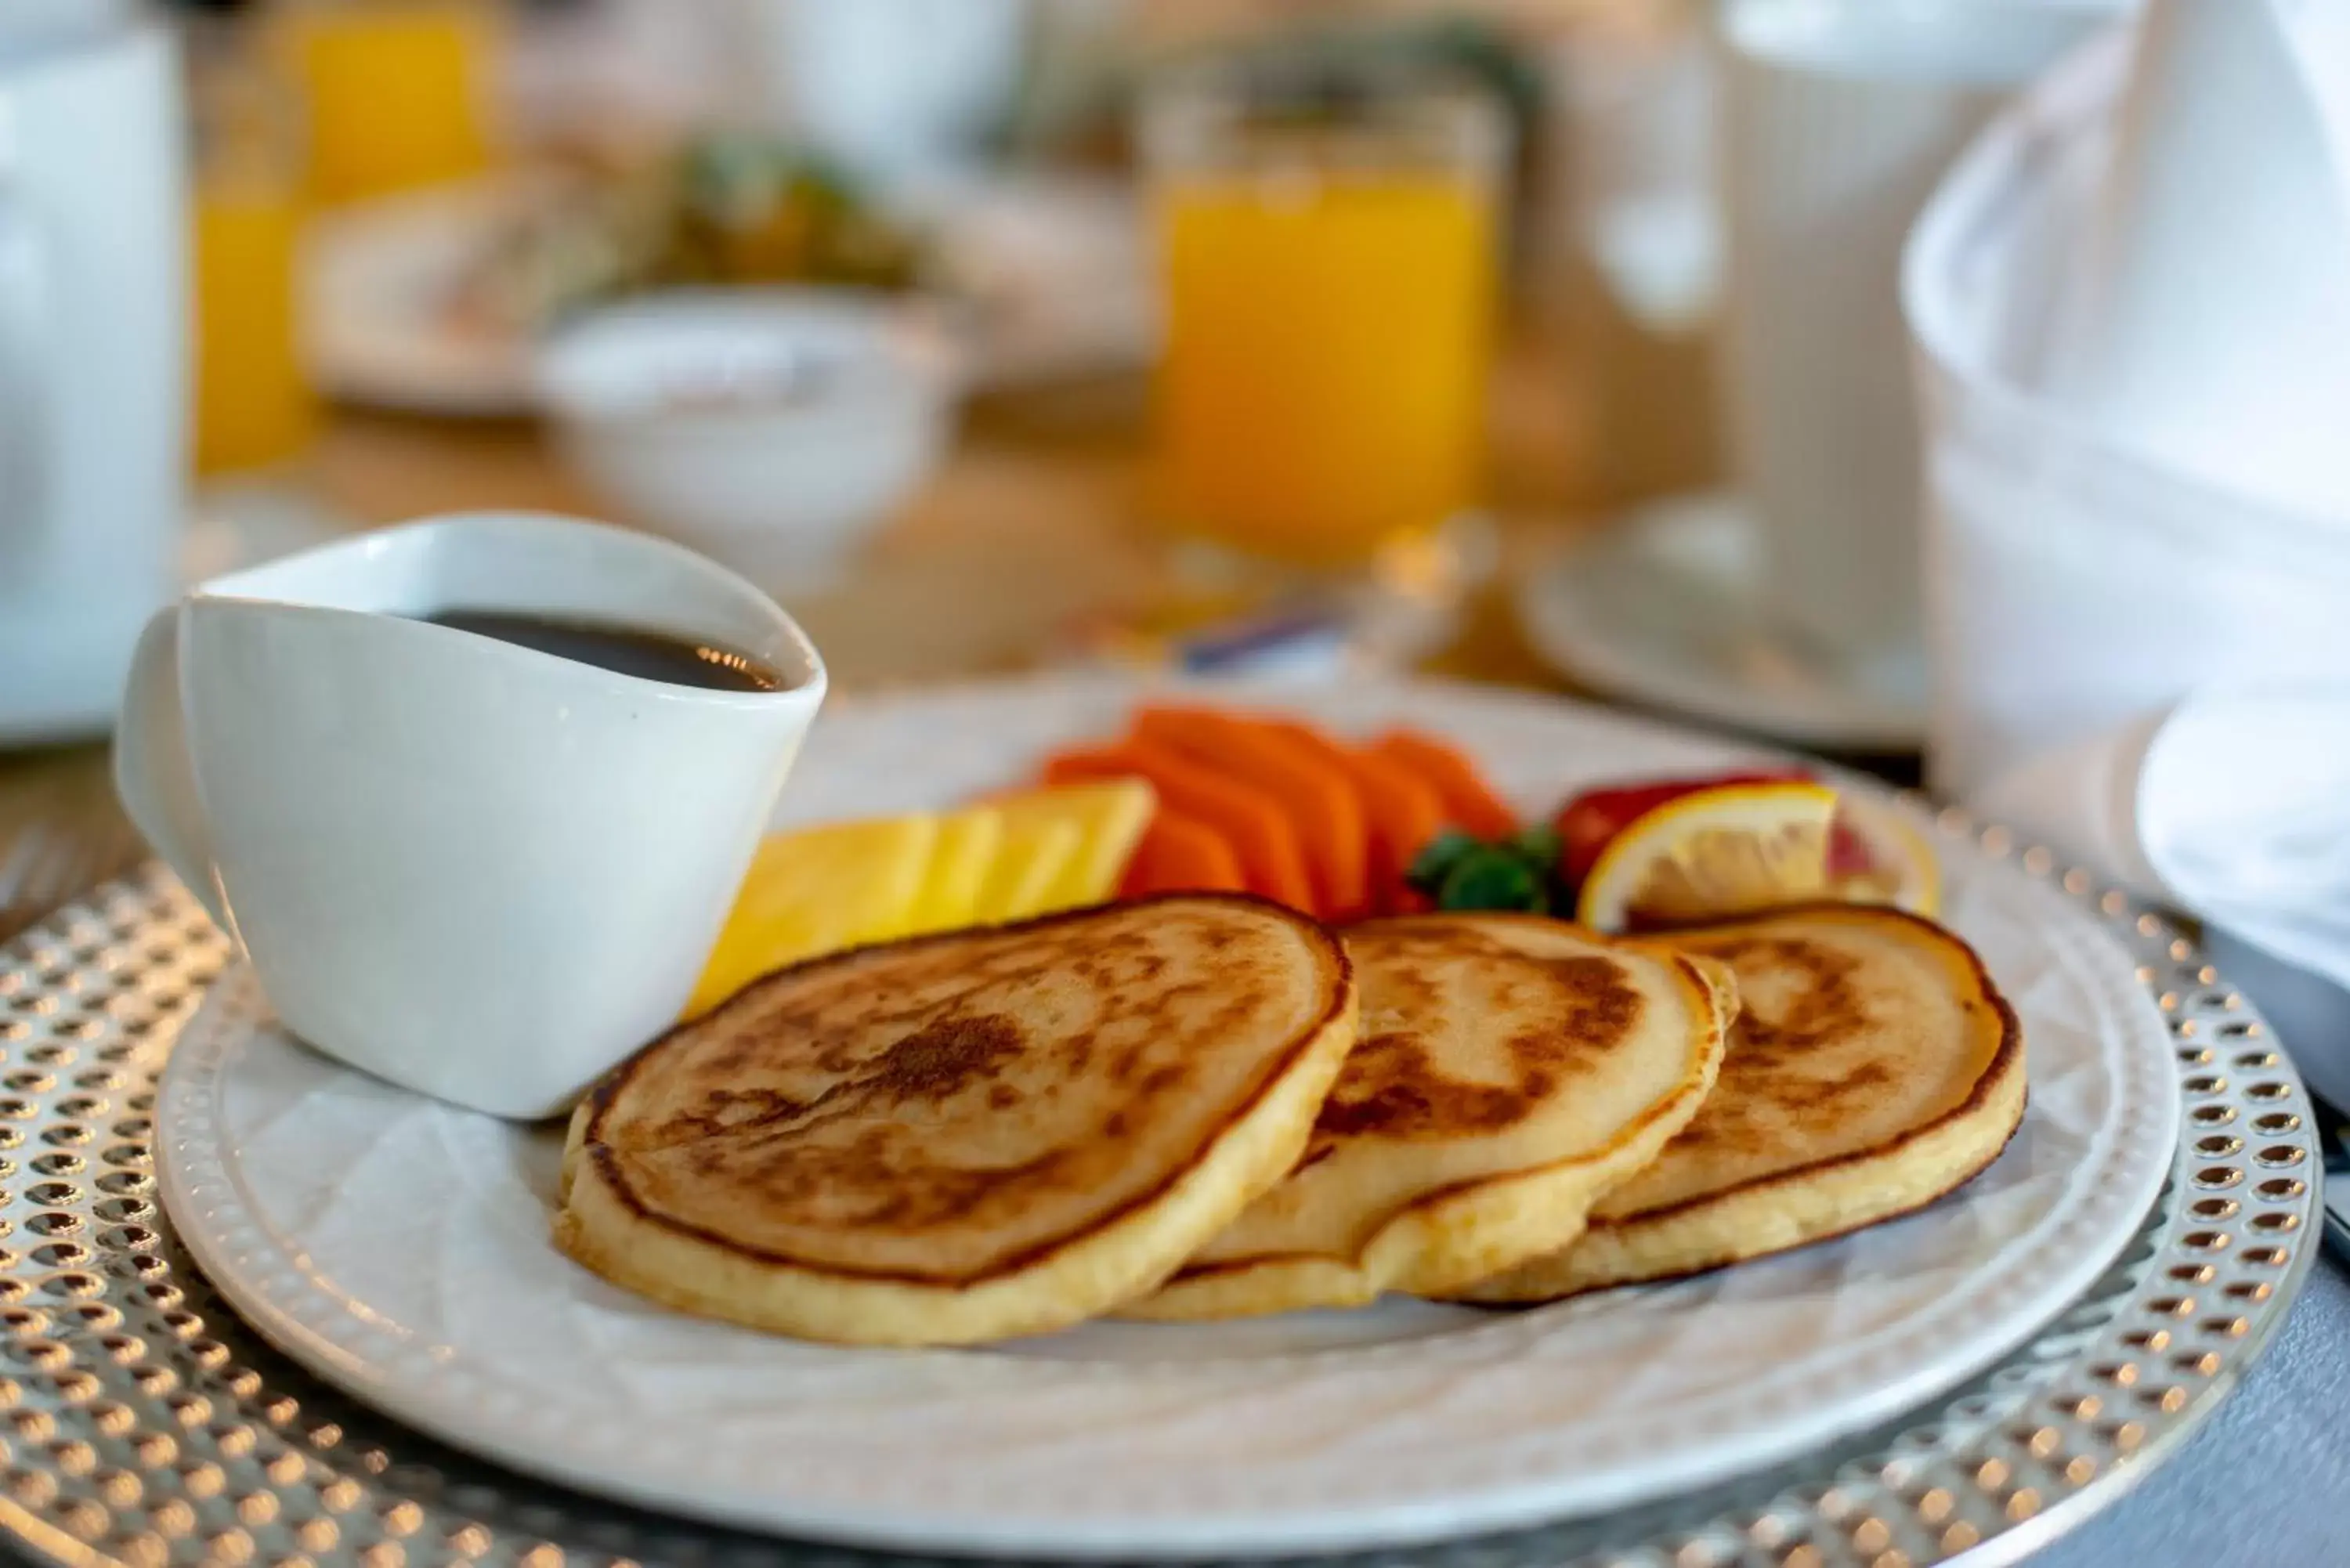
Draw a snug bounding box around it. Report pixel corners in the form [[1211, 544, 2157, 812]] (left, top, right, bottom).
[[189, 15, 319, 476], [282, 0, 495, 206], [1142, 68, 1504, 575]]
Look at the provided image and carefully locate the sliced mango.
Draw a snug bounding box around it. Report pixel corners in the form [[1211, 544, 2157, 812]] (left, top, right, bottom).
[[973, 816, 1083, 923], [993, 779, 1155, 911], [902, 807, 1004, 937], [687, 814, 937, 1017]]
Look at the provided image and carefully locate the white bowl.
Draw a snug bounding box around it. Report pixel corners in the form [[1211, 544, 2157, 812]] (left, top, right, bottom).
[[537, 291, 960, 587]]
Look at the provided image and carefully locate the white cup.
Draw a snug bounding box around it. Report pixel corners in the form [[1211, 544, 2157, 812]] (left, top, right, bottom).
[[0, 18, 186, 742], [1716, 0, 2112, 663], [114, 513, 827, 1119]]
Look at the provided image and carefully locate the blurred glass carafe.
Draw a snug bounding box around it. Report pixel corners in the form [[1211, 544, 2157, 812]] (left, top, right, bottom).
[[0, 3, 186, 745]]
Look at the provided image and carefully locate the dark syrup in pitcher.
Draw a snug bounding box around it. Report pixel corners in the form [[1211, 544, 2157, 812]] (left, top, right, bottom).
[[421, 609, 784, 692]]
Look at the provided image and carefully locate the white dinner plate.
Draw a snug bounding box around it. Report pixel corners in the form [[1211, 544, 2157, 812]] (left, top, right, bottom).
[[155, 674, 2178, 1559]]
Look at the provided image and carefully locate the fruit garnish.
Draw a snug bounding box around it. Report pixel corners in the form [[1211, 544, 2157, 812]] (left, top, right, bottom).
[[991, 779, 1157, 911], [1555, 769, 1810, 887], [1134, 707, 1367, 918], [1368, 730, 1517, 838], [973, 815, 1083, 922], [1574, 780, 1838, 931], [1120, 808, 1248, 897], [1044, 741, 1315, 911], [901, 807, 1003, 937], [1271, 721, 1445, 914], [1824, 792, 1942, 916], [687, 814, 938, 1017]]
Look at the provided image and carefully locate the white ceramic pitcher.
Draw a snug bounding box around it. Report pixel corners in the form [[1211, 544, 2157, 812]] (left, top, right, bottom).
[[114, 513, 828, 1119]]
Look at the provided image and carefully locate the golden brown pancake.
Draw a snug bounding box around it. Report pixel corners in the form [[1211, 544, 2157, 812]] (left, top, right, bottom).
[[555, 894, 1358, 1346], [1462, 904, 2023, 1302], [1129, 914, 1731, 1321]]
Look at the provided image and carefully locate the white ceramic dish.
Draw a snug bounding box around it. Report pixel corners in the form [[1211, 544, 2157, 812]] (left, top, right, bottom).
[[157, 674, 2177, 1559], [1516, 493, 1931, 751], [116, 512, 827, 1118], [537, 291, 957, 587]]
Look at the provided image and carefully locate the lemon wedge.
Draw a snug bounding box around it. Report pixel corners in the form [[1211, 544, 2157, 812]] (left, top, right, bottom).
[[1829, 793, 1942, 916], [1575, 781, 1838, 931], [686, 815, 938, 1017]]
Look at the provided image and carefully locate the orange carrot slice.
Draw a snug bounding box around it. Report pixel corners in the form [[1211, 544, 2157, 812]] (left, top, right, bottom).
[[1132, 706, 1367, 919], [1370, 729, 1517, 838], [1119, 809, 1247, 897], [1265, 721, 1445, 913], [1043, 742, 1314, 911]]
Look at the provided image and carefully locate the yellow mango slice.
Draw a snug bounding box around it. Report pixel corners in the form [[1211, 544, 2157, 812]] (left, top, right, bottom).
[[686, 814, 937, 1017], [902, 807, 1004, 937], [993, 779, 1157, 911], [972, 816, 1082, 923]]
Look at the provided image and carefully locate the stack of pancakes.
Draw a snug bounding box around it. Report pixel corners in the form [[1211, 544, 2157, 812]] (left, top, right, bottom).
[[557, 893, 2022, 1346]]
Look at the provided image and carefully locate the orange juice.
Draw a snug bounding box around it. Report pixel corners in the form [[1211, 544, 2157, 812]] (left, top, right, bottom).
[[192, 182, 318, 475], [287, 3, 494, 204], [1155, 173, 1495, 565]]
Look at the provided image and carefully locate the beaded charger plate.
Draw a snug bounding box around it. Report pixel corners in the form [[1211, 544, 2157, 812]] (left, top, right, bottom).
[[0, 676, 2313, 1567]]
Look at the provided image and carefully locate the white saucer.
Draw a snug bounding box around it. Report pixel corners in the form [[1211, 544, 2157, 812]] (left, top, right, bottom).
[[1516, 493, 1930, 751], [156, 676, 2177, 1559]]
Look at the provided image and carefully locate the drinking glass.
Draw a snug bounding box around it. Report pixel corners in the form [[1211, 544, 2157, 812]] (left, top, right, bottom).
[[189, 14, 317, 475], [281, 0, 494, 204], [1141, 68, 1505, 575]]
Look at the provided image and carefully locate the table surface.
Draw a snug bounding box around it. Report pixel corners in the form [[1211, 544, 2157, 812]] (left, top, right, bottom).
[[2, 350, 2340, 1568]]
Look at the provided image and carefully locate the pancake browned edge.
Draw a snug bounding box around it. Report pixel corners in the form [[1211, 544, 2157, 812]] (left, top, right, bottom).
[[555, 893, 1359, 1346], [1127, 913, 1733, 1321], [1462, 904, 2024, 1304]]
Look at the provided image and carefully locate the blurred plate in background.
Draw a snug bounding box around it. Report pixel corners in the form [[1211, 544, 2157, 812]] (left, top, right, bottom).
[[1515, 492, 1930, 752], [301, 170, 1152, 416]]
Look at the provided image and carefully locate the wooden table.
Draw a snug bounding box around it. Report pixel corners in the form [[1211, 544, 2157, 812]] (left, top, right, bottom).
[[0, 327, 1606, 942]]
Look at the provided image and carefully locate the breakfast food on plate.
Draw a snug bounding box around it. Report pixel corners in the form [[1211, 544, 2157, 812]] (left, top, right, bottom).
[[1119, 809, 1248, 898], [1270, 721, 1448, 906], [1555, 771, 1941, 925], [1039, 706, 1500, 918], [569, 699, 2020, 1345], [1128, 914, 1734, 1321], [1460, 904, 2022, 1303], [1047, 739, 1318, 911], [1365, 729, 1517, 839], [1825, 791, 1943, 914], [686, 814, 939, 1017], [1574, 779, 1841, 930], [996, 779, 1157, 912], [1131, 706, 1371, 919], [560, 894, 1359, 1346], [685, 780, 1155, 1017]]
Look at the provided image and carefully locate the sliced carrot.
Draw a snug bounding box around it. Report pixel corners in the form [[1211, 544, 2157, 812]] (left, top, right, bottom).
[[1119, 809, 1247, 898], [1043, 742, 1315, 911], [1370, 729, 1517, 838], [1264, 721, 1445, 914], [1131, 706, 1367, 919]]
